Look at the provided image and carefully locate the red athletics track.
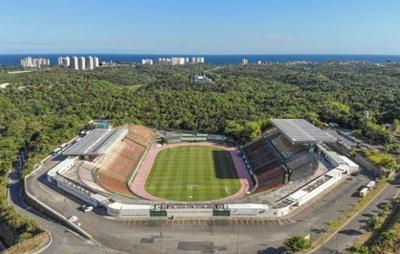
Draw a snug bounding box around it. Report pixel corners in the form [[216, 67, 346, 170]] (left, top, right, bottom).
[[129, 142, 254, 202]]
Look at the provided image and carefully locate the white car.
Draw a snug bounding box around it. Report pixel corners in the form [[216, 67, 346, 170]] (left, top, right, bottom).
[[83, 206, 93, 212], [80, 204, 93, 212], [67, 215, 78, 222]]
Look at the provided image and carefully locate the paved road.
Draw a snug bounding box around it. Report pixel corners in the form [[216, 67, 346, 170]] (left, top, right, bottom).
[[312, 174, 400, 254], [7, 152, 111, 254], [20, 153, 378, 254], [5, 145, 390, 254]]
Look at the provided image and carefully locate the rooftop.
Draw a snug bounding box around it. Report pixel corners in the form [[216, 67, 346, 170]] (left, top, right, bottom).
[[271, 119, 335, 144], [63, 128, 128, 155]]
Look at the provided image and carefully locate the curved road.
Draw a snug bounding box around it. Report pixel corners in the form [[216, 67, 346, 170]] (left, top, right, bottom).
[[312, 173, 400, 254], [9, 151, 398, 254], [8, 153, 112, 254]]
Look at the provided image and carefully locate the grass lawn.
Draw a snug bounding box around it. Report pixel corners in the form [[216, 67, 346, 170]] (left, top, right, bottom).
[[145, 145, 241, 201]]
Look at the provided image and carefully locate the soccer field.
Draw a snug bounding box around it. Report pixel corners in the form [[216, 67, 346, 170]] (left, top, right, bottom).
[[145, 145, 241, 201]]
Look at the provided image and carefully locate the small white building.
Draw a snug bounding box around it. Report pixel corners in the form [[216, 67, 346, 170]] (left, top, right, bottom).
[[107, 203, 153, 217]]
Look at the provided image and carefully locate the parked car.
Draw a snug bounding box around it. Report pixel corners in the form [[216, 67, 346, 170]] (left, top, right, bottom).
[[83, 206, 93, 212], [67, 215, 78, 222], [80, 204, 93, 212]]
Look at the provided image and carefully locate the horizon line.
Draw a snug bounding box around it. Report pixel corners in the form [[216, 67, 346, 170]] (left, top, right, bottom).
[[1, 53, 399, 56]]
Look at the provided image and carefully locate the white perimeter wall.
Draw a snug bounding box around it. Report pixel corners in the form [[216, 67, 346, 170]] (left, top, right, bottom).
[[57, 181, 98, 207], [166, 209, 212, 217]]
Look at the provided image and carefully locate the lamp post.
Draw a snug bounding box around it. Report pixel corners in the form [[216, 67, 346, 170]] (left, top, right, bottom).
[[160, 231, 163, 254], [100, 219, 102, 244], [307, 220, 314, 245], [236, 231, 240, 254]]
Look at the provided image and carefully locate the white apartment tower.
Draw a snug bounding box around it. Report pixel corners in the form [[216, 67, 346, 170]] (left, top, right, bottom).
[[20, 57, 50, 68], [78, 57, 86, 70], [86, 56, 94, 70], [94, 57, 99, 67], [141, 59, 153, 65], [63, 56, 70, 67], [70, 56, 79, 70]]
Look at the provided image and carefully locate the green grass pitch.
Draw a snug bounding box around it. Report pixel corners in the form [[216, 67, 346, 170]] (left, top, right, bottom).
[[145, 145, 241, 201]]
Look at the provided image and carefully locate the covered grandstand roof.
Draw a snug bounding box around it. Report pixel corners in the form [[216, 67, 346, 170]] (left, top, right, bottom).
[[63, 128, 128, 155], [271, 119, 335, 144]]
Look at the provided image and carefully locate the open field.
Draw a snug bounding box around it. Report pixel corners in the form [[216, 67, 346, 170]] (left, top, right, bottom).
[[144, 145, 241, 201]]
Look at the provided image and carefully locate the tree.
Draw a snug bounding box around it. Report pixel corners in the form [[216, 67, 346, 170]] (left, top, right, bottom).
[[283, 235, 311, 253], [366, 216, 380, 231], [348, 244, 370, 254], [377, 209, 386, 218], [379, 231, 396, 248]]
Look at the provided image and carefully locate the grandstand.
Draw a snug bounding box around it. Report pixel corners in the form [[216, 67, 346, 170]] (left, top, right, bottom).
[[125, 125, 154, 147], [242, 138, 288, 193], [61, 124, 153, 195], [161, 133, 227, 144], [96, 125, 153, 195], [242, 119, 334, 193], [78, 161, 105, 192], [285, 152, 319, 181]]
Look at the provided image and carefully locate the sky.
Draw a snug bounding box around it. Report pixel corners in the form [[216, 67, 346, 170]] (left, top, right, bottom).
[[1, 0, 400, 54]]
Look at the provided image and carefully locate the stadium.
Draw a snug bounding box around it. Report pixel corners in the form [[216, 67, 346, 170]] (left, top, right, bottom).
[[47, 119, 359, 218]]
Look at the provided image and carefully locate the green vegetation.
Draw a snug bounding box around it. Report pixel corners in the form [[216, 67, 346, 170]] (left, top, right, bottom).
[[1, 232, 49, 254], [0, 62, 399, 249], [309, 178, 389, 252], [145, 145, 240, 201], [362, 149, 398, 171], [283, 235, 311, 253], [328, 220, 340, 228], [347, 244, 370, 254], [366, 216, 380, 231], [361, 196, 400, 254]]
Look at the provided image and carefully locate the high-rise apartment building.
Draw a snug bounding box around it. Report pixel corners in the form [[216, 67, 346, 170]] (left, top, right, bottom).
[[141, 59, 154, 65], [78, 57, 86, 70], [20, 57, 50, 68], [70, 56, 79, 70], [94, 57, 99, 67], [86, 56, 94, 70]]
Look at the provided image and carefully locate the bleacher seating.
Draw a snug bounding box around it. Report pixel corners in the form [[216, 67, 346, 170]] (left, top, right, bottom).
[[78, 162, 105, 191], [125, 125, 153, 147], [242, 138, 288, 193], [271, 135, 305, 159], [286, 153, 319, 181], [95, 126, 150, 195]]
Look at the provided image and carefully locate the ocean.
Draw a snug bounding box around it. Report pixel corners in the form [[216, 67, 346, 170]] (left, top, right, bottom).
[[0, 54, 399, 66]]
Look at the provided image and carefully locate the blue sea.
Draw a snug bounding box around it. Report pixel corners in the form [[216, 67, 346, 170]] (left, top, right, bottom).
[[0, 54, 399, 66]]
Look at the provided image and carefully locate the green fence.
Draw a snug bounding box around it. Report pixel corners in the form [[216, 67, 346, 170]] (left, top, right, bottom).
[[212, 210, 230, 216], [150, 211, 167, 217]]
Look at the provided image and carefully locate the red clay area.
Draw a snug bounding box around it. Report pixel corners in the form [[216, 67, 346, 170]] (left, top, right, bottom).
[[130, 142, 254, 202]]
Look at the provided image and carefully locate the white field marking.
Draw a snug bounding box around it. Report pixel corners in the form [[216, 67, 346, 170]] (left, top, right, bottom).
[[225, 186, 230, 195]]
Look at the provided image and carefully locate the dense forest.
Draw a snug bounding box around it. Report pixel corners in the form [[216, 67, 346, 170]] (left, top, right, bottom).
[[0, 62, 399, 249]]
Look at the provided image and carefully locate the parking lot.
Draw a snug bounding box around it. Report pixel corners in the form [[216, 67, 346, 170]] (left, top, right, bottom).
[[25, 150, 376, 254]]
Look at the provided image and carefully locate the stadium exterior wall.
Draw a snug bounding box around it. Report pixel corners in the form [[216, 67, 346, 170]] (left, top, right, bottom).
[[297, 170, 342, 206], [166, 208, 213, 217], [105, 204, 290, 218], [57, 181, 99, 207]]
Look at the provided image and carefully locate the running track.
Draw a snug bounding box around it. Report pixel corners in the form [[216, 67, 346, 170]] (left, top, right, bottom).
[[129, 142, 254, 202]]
